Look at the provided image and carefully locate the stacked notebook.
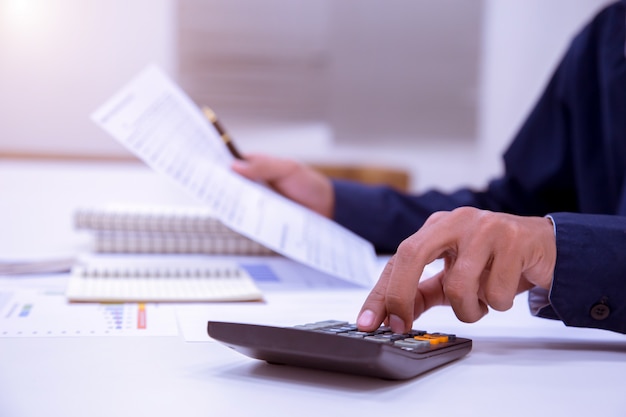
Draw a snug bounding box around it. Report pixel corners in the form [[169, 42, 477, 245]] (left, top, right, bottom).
[[74, 204, 274, 256], [66, 254, 263, 303], [67, 204, 270, 303]]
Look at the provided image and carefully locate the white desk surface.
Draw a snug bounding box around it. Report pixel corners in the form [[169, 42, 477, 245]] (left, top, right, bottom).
[[1, 160, 625, 417]]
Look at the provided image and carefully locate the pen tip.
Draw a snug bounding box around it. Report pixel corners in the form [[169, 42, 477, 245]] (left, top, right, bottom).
[[202, 106, 217, 122]]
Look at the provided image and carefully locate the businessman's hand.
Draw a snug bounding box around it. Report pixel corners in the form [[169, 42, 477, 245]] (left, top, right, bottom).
[[231, 153, 335, 218], [357, 207, 557, 333]]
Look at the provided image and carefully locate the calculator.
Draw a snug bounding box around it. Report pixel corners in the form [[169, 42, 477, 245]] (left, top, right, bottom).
[[207, 320, 472, 380]]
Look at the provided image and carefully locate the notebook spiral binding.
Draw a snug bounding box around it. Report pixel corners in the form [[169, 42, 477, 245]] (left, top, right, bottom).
[[66, 256, 264, 302], [74, 205, 274, 255]]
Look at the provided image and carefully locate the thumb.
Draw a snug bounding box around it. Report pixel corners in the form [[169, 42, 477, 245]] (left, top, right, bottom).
[[231, 153, 298, 183]]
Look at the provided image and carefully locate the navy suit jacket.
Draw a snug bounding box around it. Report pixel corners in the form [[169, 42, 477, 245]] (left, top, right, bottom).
[[332, 2, 626, 334]]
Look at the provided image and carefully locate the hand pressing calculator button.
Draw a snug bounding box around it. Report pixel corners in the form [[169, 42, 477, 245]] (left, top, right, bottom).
[[207, 320, 472, 380]]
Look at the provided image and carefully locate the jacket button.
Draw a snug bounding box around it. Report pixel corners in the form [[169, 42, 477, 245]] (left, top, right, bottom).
[[590, 303, 610, 321]]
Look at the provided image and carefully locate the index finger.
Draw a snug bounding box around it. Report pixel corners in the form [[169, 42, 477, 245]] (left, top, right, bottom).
[[381, 211, 477, 332], [357, 256, 394, 332], [382, 236, 441, 332], [357, 251, 429, 333]]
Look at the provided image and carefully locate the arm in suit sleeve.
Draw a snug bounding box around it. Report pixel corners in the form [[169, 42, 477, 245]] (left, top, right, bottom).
[[333, 2, 626, 334], [331, 0, 586, 254]]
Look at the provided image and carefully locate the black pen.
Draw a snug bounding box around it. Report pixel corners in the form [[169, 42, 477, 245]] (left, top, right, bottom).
[[202, 106, 244, 160]]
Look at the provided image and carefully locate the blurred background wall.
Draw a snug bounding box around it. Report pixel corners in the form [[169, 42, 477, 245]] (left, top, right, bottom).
[[0, 0, 611, 192]]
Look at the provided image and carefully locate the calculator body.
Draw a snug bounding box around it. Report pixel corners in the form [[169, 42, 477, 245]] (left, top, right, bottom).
[[207, 320, 472, 380]]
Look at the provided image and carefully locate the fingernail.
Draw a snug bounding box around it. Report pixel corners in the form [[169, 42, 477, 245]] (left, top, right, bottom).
[[357, 309, 375, 328], [389, 314, 405, 333]]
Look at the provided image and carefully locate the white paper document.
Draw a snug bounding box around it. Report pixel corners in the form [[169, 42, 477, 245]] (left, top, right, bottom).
[[0, 288, 179, 338], [91, 66, 377, 287]]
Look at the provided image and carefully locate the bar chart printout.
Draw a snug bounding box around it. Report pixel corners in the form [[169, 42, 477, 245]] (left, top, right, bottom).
[[0, 289, 178, 338]]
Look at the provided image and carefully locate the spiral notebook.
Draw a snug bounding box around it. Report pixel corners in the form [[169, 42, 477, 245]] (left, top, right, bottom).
[[74, 204, 229, 234], [74, 204, 274, 256], [66, 255, 263, 303]]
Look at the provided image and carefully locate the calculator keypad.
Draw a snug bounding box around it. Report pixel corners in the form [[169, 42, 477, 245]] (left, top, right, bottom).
[[293, 320, 456, 353]]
